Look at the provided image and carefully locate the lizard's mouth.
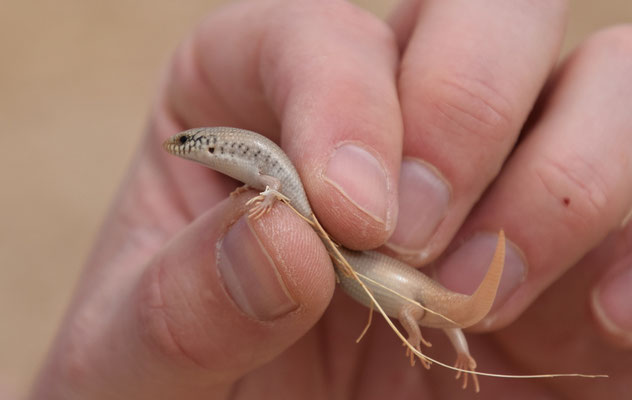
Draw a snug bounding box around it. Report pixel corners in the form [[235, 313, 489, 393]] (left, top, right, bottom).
[[162, 133, 190, 155], [162, 137, 178, 154]]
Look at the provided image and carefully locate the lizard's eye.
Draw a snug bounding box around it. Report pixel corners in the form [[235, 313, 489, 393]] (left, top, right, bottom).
[[208, 146, 215, 154], [179, 135, 188, 144]]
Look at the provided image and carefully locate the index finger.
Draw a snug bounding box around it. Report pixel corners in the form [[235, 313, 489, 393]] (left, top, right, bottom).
[[162, 0, 403, 249]]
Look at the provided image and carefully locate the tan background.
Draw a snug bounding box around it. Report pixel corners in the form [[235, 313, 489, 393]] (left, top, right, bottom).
[[0, 0, 630, 397]]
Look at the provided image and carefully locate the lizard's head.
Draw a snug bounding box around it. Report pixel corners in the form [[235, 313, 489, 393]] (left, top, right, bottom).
[[163, 128, 211, 156], [162, 127, 227, 166]]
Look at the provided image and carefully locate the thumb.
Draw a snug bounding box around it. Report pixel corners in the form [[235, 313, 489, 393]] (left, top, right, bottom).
[[138, 191, 334, 392], [68, 191, 333, 399]]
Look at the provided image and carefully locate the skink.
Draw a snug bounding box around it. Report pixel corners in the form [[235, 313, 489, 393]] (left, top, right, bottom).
[[163, 126, 506, 391]]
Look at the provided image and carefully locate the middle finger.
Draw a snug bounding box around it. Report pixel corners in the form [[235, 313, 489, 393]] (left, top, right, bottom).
[[387, 0, 568, 264]]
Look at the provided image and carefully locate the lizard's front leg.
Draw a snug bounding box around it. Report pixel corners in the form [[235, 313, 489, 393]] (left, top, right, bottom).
[[245, 174, 289, 219]]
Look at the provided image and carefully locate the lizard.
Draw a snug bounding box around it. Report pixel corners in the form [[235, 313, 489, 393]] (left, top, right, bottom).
[[163, 126, 506, 392]]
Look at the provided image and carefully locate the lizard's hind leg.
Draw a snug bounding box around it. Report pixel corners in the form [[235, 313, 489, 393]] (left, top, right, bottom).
[[398, 303, 432, 369], [443, 328, 480, 392]]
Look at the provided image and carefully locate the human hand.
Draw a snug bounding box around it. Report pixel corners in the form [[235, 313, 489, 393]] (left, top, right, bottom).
[[31, 1, 632, 398]]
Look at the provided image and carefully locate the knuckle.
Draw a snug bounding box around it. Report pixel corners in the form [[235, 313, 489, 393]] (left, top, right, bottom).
[[535, 152, 611, 232], [406, 73, 514, 146]]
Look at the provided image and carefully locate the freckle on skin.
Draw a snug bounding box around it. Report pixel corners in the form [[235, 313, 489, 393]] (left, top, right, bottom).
[[563, 197, 570, 206]]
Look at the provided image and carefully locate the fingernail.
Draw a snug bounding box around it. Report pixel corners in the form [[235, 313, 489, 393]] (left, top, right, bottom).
[[218, 217, 298, 320], [325, 143, 390, 225], [591, 262, 632, 345], [436, 232, 526, 312], [387, 159, 450, 251]]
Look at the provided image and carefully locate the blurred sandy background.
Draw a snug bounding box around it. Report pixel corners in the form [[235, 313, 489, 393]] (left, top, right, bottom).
[[0, 0, 630, 397]]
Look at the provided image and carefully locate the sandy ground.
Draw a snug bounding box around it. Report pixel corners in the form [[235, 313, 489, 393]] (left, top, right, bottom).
[[1, 0, 629, 397]]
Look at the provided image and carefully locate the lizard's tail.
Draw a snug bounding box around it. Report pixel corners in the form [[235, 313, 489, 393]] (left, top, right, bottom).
[[435, 231, 506, 328], [460, 230, 505, 327]]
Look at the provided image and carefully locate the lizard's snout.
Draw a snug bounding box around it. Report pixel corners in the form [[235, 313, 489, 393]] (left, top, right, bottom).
[[162, 136, 177, 154], [162, 133, 190, 155]]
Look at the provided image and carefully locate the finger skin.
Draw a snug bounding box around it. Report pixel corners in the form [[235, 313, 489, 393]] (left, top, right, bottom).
[[31, 191, 334, 399], [167, 0, 404, 249], [440, 26, 632, 331], [387, 0, 568, 264]]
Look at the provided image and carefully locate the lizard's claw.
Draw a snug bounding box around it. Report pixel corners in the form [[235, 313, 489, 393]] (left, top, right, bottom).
[[262, 186, 290, 204], [245, 186, 290, 219], [454, 353, 479, 393], [403, 340, 431, 369]]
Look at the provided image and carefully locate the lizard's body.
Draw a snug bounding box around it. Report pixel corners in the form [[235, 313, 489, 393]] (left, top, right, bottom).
[[163, 126, 507, 391]]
